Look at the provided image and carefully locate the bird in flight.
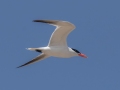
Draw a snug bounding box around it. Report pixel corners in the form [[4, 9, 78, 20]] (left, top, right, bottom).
[[17, 20, 87, 68]]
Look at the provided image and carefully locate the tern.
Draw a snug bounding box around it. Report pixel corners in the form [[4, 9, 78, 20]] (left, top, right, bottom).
[[17, 20, 87, 68]]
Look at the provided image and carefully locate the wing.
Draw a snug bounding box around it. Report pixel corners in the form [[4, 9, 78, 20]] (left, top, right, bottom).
[[17, 53, 49, 68], [33, 20, 76, 47]]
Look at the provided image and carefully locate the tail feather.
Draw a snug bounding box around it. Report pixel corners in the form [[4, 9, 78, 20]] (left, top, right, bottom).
[[26, 48, 42, 53], [26, 48, 37, 51]]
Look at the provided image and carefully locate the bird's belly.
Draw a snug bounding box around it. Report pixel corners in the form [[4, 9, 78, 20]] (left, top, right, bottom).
[[51, 51, 71, 58], [52, 52, 71, 58], [45, 47, 71, 58]]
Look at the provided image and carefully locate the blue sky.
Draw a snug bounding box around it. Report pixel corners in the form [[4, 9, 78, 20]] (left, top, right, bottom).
[[0, 0, 120, 90]]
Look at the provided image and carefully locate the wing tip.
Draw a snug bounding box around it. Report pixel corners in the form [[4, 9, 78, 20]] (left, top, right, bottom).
[[33, 20, 47, 22], [17, 66, 21, 68], [33, 20, 40, 22], [17, 65, 24, 68], [32, 20, 58, 24]]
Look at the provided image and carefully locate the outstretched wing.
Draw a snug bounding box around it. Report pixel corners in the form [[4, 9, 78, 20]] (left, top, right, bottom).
[[17, 53, 49, 68], [33, 20, 76, 47]]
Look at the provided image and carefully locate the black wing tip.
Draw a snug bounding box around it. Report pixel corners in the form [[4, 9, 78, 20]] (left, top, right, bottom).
[[33, 20, 47, 23], [17, 65, 24, 68], [17, 63, 28, 68], [17, 66, 21, 68], [33, 20, 41, 22], [33, 20, 57, 24]]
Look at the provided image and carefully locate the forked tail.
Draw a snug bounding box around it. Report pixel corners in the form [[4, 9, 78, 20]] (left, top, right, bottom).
[[26, 48, 37, 51], [26, 48, 42, 53]]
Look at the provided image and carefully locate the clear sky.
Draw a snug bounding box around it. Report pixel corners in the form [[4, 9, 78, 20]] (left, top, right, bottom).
[[0, 0, 120, 90]]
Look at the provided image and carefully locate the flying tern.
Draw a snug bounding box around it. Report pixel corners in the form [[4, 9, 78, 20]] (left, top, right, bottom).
[[17, 20, 87, 68]]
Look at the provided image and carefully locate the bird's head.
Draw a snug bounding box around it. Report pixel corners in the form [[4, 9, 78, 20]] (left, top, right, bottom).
[[71, 48, 87, 58]]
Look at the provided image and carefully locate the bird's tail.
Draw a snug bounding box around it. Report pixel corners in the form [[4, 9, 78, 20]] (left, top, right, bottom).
[[26, 48, 38, 51], [26, 48, 42, 52]]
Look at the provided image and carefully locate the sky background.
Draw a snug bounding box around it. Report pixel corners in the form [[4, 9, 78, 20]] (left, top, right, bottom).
[[0, 0, 120, 90]]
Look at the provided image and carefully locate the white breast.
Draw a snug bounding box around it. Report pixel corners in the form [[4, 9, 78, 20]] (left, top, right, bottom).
[[40, 46, 78, 58]]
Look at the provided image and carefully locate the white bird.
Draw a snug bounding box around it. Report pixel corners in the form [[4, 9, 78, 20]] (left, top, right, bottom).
[[17, 20, 87, 68]]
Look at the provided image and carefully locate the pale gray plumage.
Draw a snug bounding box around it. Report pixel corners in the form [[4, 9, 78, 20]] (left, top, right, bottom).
[[17, 19, 87, 68]]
